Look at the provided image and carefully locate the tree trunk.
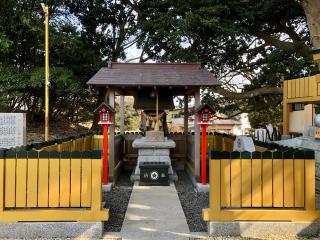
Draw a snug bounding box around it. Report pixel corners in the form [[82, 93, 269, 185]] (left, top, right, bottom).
[[301, 0, 320, 49]]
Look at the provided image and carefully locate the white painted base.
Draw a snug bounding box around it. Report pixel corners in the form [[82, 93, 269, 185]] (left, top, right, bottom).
[[208, 221, 320, 238], [102, 183, 113, 192], [196, 183, 209, 192]]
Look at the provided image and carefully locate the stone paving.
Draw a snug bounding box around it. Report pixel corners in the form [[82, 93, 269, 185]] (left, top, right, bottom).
[[104, 182, 207, 240]]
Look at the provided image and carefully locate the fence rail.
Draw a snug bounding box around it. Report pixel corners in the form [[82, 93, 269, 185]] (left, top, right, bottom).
[[0, 150, 108, 222], [203, 150, 319, 222]]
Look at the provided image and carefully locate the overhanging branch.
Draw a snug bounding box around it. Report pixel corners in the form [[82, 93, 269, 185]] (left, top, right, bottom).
[[212, 85, 283, 100], [217, 95, 283, 119]]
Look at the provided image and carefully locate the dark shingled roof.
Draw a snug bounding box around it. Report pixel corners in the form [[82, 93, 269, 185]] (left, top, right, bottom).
[[86, 63, 220, 87]]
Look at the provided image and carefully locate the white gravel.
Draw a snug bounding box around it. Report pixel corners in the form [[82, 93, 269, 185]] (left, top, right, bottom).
[[175, 171, 209, 232], [103, 171, 133, 232]]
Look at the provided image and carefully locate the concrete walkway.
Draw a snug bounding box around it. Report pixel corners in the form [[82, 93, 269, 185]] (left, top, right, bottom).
[[104, 183, 206, 240]]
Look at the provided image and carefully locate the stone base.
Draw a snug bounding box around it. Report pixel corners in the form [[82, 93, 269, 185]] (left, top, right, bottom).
[[208, 221, 320, 238], [195, 183, 209, 192], [134, 162, 174, 175], [0, 222, 103, 239], [104, 231, 208, 239]]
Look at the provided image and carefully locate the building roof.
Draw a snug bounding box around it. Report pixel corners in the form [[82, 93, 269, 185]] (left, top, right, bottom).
[[86, 63, 220, 87], [94, 102, 116, 113], [214, 119, 241, 125], [195, 103, 215, 114]]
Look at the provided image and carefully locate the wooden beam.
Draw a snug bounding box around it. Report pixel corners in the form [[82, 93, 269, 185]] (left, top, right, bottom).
[[286, 96, 320, 104]]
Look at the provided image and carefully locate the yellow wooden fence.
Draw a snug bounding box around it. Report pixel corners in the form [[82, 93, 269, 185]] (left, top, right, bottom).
[[203, 150, 319, 222], [207, 134, 269, 152], [36, 135, 94, 152], [0, 149, 108, 222]]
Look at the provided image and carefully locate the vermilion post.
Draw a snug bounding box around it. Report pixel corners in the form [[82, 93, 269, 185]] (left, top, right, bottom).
[[201, 124, 208, 185], [102, 125, 109, 184]]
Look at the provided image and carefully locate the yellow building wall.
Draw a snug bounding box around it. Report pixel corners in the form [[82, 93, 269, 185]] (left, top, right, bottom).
[[289, 104, 314, 133]]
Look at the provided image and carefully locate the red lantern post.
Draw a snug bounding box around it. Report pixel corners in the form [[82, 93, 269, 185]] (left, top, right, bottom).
[[201, 124, 208, 185], [94, 103, 115, 185], [196, 103, 215, 185], [102, 122, 109, 184]]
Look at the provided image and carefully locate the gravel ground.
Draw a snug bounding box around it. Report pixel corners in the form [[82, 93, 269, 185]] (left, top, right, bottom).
[[103, 170, 133, 232], [204, 237, 319, 240], [175, 171, 209, 232]]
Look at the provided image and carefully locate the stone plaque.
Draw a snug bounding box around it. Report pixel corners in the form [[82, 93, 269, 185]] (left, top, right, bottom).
[[0, 113, 26, 149], [233, 136, 255, 152]]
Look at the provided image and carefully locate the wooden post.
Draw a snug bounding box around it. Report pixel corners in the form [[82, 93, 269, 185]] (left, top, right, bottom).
[[283, 81, 290, 135], [91, 158, 102, 212], [102, 125, 109, 184], [194, 87, 201, 180], [120, 95, 125, 134], [184, 95, 188, 134], [201, 125, 208, 185], [107, 88, 115, 181], [305, 159, 316, 211], [283, 101, 290, 135], [184, 95, 188, 166], [211, 158, 221, 212]]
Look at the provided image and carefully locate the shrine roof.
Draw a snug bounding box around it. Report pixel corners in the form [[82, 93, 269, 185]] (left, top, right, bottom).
[[86, 62, 220, 87]]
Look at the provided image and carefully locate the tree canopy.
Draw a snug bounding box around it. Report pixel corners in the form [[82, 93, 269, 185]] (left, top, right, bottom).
[[0, 0, 319, 128]]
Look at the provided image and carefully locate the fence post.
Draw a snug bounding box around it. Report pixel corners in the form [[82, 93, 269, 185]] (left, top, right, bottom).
[[0, 150, 4, 214], [210, 151, 222, 214], [222, 137, 226, 151], [91, 150, 102, 212], [71, 140, 76, 151], [213, 135, 217, 150], [305, 154, 316, 211]]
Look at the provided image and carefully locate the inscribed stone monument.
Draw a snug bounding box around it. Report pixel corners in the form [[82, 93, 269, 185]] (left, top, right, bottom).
[[233, 136, 255, 152], [0, 113, 26, 148]]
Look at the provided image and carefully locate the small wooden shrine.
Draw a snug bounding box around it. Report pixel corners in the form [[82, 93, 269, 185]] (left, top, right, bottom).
[[87, 62, 220, 182]]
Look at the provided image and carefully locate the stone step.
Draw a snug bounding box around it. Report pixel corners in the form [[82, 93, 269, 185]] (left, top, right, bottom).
[[103, 231, 208, 240]]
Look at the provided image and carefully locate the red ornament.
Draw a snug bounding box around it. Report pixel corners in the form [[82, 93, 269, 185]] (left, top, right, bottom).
[[94, 102, 115, 185]]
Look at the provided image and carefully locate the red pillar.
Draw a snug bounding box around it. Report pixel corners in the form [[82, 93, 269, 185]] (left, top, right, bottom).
[[102, 125, 109, 184], [201, 125, 208, 185]]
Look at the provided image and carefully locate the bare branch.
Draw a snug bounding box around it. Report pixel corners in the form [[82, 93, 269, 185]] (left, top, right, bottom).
[[248, 28, 310, 56], [120, 0, 141, 14], [217, 96, 282, 119], [212, 85, 283, 100]]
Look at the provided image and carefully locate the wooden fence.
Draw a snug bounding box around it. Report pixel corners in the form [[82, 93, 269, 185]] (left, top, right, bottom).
[[36, 135, 93, 152], [203, 150, 319, 222], [0, 149, 108, 222]]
